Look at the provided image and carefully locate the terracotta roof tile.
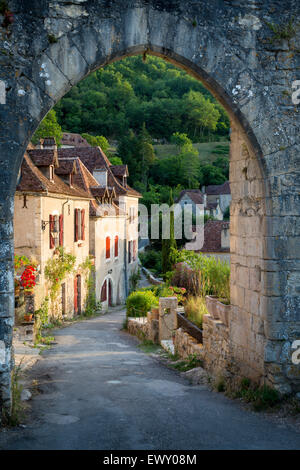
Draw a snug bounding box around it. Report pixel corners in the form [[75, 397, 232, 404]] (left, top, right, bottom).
[[61, 133, 91, 148], [205, 181, 231, 195], [28, 149, 59, 167], [176, 189, 204, 205], [17, 153, 90, 199]]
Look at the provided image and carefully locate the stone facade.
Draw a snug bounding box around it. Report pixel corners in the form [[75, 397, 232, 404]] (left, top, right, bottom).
[[0, 0, 299, 413]]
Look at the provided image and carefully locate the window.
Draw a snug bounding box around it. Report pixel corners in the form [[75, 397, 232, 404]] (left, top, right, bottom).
[[81, 209, 85, 240], [49, 214, 54, 249], [101, 280, 107, 301], [114, 235, 119, 258], [106, 236, 111, 259], [74, 208, 85, 242], [59, 214, 64, 246], [49, 214, 59, 249]]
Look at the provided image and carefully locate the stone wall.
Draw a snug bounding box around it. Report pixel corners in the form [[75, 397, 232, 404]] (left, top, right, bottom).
[[174, 328, 204, 361]]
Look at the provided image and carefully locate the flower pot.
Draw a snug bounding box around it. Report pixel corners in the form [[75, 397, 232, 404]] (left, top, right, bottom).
[[24, 314, 33, 322], [205, 295, 231, 326]]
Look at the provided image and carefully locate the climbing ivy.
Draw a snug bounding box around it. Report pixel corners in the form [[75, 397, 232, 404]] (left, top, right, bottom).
[[44, 247, 76, 301], [79, 256, 101, 316]]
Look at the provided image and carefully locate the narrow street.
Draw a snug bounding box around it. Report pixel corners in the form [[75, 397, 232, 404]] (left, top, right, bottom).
[[1, 308, 300, 450]]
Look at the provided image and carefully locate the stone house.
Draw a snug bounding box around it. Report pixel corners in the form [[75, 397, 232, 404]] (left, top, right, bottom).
[[14, 145, 91, 318], [175, 188, 222, 223], [184, 220, 230, 262], [60, 132, 91, 148], [202, 181, 231, 216], [56, 145, 142, 309], [175, 189, 205, 219]]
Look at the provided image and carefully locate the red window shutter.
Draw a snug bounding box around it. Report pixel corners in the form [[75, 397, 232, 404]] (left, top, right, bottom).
[[114, 236, 118, 258], [74, 277, 78, 313], [59, 214, 63, 246], [49, 215, 55, 249], [81, 209, 85, 241], [74, 209, 78, 242], [128, 241, 131, 264], [106, 237, 110, 259], [133, 240, 137, 261]]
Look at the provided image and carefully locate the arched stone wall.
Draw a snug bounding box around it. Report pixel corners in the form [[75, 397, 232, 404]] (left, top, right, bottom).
[[0, 1, 299, 410]]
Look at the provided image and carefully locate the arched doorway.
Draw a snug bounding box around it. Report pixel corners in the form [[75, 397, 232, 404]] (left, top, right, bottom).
[[0, 2, 299, 411], [108, 279, 113, 308], [74, 275, 82, 316]]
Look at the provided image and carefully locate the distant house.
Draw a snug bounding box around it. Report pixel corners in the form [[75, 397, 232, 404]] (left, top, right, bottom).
[[205, 201, 223, 220], [202, 181, 231, 215], [184, 220, 230, 262], [175, 188, 223, 221], [60, 133, 91, 148], [175, 189, 205, 218]]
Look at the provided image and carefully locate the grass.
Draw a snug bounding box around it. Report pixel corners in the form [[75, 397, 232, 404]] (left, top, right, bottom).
[[138, 339, 161, 354], [184, 296, 208, 329], [2, 363, 25, 426], [169, 354, 203, 372], [227, 377, 281, 412], [153, 140, 229, 163]]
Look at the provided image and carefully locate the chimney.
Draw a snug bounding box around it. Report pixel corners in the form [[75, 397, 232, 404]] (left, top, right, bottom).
[[42, 137, 57, 150]]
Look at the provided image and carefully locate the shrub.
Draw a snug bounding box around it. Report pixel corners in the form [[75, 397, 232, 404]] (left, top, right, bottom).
[[126, 290, 158, 318], [170, 250, 230, 303], [139, 249, 162, 275], [184, 296, 208, 329]]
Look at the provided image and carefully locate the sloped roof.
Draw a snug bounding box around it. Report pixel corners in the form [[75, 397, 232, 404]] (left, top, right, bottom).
[[55, 159, 77, 176], [205, 181, 231, 195], [28, 149, 59, 167], [176, 189, 204, 205], [111, 164, 129, 177], [61, 133, 91, 148], [17, 153, 90, 199], [58, 147, 112, 172], [59, 155, 126, 217], [199, 220, 230, 253]]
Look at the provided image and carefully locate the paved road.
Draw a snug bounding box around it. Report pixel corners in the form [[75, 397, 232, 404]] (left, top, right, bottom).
[[1, 309, 300, 450]]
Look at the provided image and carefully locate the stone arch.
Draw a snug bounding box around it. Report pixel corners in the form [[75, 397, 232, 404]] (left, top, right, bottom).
[[0, 1, 299, 411]]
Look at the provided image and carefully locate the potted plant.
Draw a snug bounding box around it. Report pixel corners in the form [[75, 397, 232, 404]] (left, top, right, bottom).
[[24, 313, 33, 322], [21, 264, 37, 295]]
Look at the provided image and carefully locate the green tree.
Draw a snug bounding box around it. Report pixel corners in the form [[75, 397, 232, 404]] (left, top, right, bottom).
[[81, 133, 109, 152], [32, 109, 63, 146], [109, 156, 123, 166], [161, 189, 177, 277]]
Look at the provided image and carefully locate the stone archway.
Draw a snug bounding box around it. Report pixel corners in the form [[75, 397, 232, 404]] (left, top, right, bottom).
[[0, 1, 299, 411]]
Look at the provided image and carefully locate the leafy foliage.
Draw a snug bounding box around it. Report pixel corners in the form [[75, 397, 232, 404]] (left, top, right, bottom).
[[126, 290, 158, 318], [32, 109, 63, 146], [81, 133, 109, 152], [184, 296, 208, 329], [55, 55, 229, 142], [44, 247, 76, 301], [170, 249, 230, 303]]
